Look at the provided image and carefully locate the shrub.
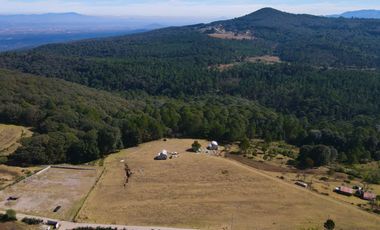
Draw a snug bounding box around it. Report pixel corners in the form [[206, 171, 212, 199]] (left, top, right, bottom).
[[191, 141, 201, 152], [286, 159, 297, 166], [324, 219, 335, 230], [22, 217, 43, 225]]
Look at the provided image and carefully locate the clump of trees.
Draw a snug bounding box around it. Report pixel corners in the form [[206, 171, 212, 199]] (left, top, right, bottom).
[[191, 141, 201, 152], [297, 145, 338, 168], [21, 217, 43, 225], [239, 138, 250, 154]]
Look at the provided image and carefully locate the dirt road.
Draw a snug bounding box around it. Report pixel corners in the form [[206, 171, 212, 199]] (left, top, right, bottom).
[[1, 211, 197, 230]]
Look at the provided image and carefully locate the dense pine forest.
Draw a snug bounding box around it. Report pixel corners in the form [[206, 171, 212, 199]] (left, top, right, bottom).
[[0, 8, 379, 170]]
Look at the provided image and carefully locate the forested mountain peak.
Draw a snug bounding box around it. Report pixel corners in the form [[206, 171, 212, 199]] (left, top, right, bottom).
[[240, 7, 290, 19]]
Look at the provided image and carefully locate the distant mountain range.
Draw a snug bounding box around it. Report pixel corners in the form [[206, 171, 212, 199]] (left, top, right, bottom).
[[330, 10, 380, 19], [0, 12, 215, 51], [0, 12, 217, 32]]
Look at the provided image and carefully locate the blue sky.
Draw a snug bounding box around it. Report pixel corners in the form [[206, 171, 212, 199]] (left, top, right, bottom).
[[1, 0, 380, 18]]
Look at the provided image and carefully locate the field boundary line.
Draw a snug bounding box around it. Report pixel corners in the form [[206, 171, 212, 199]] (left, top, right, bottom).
[[0, 165, 49, 191], [72, 165, 106, 221], [51, 165, 96, 171]]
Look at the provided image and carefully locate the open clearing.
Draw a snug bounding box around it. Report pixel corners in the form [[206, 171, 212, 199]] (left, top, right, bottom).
[[0, 166, 98, 220], [208, 32, 254, 40], [212, 56, 282, 71], [0, 124, 32, 156], [78, 139, 380, 230]]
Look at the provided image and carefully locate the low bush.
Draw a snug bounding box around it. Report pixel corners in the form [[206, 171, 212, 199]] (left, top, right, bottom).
[[21, 217, 43, 225]]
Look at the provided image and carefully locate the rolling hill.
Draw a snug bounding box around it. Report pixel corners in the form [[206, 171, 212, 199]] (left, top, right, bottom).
[[1, 8, 380, 69], [0, 8, 379, 169], [0, 68, 282, 166]]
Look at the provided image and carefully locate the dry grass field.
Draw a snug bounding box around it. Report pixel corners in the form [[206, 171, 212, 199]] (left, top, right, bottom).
[[0, 222, 38, 230], [77, 139, 380, 230], [267, 170, 380, 210], [0, 165, 41, 189], [0, 166, 98, 220], [0, 124, 32, 156]]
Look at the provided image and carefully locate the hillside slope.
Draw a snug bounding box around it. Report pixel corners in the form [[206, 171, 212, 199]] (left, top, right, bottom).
[[0, 69, 282, 165], [0, 8, 380, 168], [207, 8, 380, 67], [1, 8, 380, 72]]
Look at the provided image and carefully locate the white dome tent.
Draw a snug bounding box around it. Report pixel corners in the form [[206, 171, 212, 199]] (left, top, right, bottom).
[[207, 141, 219, 150]]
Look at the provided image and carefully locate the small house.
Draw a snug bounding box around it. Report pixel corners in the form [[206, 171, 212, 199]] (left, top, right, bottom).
[[335, 186, 354, 196], [362, 192, 376, 201]]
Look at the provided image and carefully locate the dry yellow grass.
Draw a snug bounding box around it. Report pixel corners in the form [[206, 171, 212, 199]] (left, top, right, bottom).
[[0, 124, 32, 156], [78, 139, 380, 230], [0, 222, 39, 230], [0, 165, 42, 189], [267, 171, 380, 210]]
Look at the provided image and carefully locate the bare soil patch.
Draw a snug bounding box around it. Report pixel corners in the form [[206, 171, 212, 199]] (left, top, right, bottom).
[[208, 32, 254, 40], [212, 56, 282, 71], [78, 139, 380, 230], [0, 166, 98, 220], [247, 55, 281, 64]]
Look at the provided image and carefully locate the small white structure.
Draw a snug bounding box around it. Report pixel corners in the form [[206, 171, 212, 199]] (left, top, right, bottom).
[[295, 181, 308, 188], [207, 141, 219, 150]]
